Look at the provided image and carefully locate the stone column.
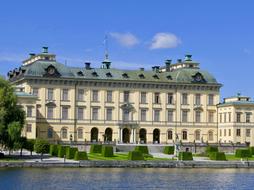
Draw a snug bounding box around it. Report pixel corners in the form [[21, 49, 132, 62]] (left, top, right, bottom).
[[119, 128, 122, 143]]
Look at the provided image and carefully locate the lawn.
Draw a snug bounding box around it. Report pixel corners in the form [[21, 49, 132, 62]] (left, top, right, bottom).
[[226, 154, 254, 161], [88, 153, 170, 161]]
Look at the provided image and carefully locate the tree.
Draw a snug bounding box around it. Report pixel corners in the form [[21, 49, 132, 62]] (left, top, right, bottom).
[[25, 139, 35, 155], [34, 139, 49, 160], [14, 137, 27, 156]]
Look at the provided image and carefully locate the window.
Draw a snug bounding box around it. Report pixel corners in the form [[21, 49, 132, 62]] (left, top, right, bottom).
[[168, 130, 173, 140], [228, 112, 231, 122], [167, 110, 173, 122], [77, 89, 84, 101], [219, 113, 222, 123], [236, 113, 241, 122], [195, 130, 200, 141], [47, 107, 54, 119], [106, 108, 113, 121], [26, 124, 32, 132], [246, 129, 251, 137], [195, 111, 201, 123], [92, 90, 98, 101], [48, 128, 53, 138], [123, 91, 129, 102], [154, 110, 160, 122], [62, 89, 68, 101], [208, 94, 214, 105], [208, 131, 213, 141], [92, 108, 99, 120], [182, 110, 188, 122], [224, 129, 226, 136], [32, 88, 39, 96], [27, 106, 32, 117], [208, 112, 214, 123], [228, 129, 231, 136], [36, 105, 41, 118], [182, 93, 188, 105], [47, 88, 54, 100], [141, 109, 147, 121], [246, 113, 251, 123], [168, 93, 173, 104], [106, 91, 113, 102], [182, 131, 187, 140], [236, 129, 241, 137], [61, 128, 67, 139], [140, 92, 146, 104], [77, 107, 84, 120], [62, 107, 69, 120], [78, 128, 83, 139], [219, 129, 222, 137], [123, 110, 129, 121], [224, 113, 227, 123], [154, 93, 160, 104], [195, 94, 201, 105]]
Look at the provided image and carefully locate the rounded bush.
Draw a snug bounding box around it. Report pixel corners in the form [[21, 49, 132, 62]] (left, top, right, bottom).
[[178, 152, 193, 161], [90, 144, 102, 153], [34, 139, 49, 155], [134, 146, 149, 154], [102, 146, 114, 157], [209, 152, 227, 161], [128, 151, 144, 161], [74, 151, 88, 160], [163, 146, 174, 155], [205, 146, 218, 154], [49, 144, 58, 156], [58, 145, 68, 158], [235, 149, 251, 158], [66, 147, 79, 159]]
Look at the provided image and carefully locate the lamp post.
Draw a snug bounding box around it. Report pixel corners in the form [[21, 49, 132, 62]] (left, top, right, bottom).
[[70, 134, 73, 145]]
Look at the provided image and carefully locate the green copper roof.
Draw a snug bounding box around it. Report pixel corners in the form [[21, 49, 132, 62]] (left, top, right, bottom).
[[10, 60, 220, 85], [218, 101, 254, 107]]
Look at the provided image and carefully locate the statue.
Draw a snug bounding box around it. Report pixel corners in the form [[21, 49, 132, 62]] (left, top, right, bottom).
[[174, 133, 181, 158]]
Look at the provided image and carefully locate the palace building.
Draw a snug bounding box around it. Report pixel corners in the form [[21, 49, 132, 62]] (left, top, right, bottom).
[[8, 47, 223, 145]]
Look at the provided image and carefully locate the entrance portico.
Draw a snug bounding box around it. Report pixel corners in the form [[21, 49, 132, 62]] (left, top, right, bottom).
[[118, 124, 139, 144]]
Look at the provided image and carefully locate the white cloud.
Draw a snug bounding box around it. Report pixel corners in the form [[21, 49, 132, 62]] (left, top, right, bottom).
[[150, 33, 181, 49], [110, 32, 139, 47]]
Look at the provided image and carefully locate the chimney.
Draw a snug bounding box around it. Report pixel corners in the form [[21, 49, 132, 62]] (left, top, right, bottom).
[[29, 53, 36, 58], [184, 54, 192, 61], [85, 62, 91, 70], [177, 59, 182, 63], [42, 47, 48, 53], [165, 59, 171, 71], [152, 66, 160, 73], [140, 68, 144, 71]]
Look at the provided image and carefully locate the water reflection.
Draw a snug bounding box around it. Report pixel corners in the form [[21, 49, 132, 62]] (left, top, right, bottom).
[[0, 168, 254, 190]]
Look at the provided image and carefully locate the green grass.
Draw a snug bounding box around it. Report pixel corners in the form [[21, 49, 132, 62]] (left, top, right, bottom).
[[226, 154, 254, 161], [88, 153, 170, 161]]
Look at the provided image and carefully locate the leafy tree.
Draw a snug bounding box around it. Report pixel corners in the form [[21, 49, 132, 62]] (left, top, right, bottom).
[[25, 139, 35, 155], [14, 137, 27, 156], [34, 139, 49, 160]]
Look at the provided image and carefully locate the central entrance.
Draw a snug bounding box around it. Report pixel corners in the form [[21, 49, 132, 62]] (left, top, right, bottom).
[[122, 128, 130, 143]]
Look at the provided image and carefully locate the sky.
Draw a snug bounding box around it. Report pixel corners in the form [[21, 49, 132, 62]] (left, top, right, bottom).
[[1, 0, 254, 99]]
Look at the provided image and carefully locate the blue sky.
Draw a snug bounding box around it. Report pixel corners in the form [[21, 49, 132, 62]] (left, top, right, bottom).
[[1, 0, 254, 99]]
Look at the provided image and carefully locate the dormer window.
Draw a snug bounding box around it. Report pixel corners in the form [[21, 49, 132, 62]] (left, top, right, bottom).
[[122, 73, 129, 78], [77, 71, 84, 76], [106, 72, 112, 78], [92, 71, 98, 77], [153, 74, 159, 79], [139, 74, 145, 79], [167, 75, 172, 80]]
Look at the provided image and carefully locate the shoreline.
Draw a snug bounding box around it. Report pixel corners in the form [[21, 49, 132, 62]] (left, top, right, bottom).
[[1, 160, 254, 168]]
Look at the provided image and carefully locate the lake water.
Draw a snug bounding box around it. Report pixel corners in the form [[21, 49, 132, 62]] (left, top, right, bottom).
[[0, 168, 254, 190]]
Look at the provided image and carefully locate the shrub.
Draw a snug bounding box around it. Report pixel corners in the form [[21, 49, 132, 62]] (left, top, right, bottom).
[[66, 147, 79, 159], [205, 146, 218, 154], [0, 152, 4, 158], [90, 144, 102, 153], [102, 146, 114, 157], [128, 151, 144, 161], [178, 152, 193, 161], [58, 145, 68, 158], [235, 149, 252, 158], [34, 139, 50, 160], [74, 151, 88, 161], [143, 154, 153, 158], [209, 152, 227, 161], [134, 146, 149, 154], [49, 144, 58, 156], [25, 139, 35, 155], [163, 146, 174, 155], [249, 147, 254, 155]]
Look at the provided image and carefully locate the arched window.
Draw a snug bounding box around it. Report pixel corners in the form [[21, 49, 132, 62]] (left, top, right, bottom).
[[168, 130, 173, 140], [208, 130, 214, 141], [48, 128, 53, 138], [182, 130, 188, 140], [195, 130, 201, 141], [61, 128, 68, 139], [77, 128, 83, 139]]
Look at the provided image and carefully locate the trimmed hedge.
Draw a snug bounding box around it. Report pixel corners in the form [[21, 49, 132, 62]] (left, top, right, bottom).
[[178, 152, 193, 161], [134, 146, 149, 154], [66, 147, 79, 159], [128, 151, 144, 161], [102, 146, 114, 157], [249, 147, 254, 155], [163, 146, 174, 155], [235, 149, 252, 158], [49, 144, 58, 156], [205, 146, 218, 154], [58, 145, 68, 158], [209, 152, 227, 161], [0, 152, 4, 158], [74, 151, 88, 161], [90, 144, 102, 153]]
